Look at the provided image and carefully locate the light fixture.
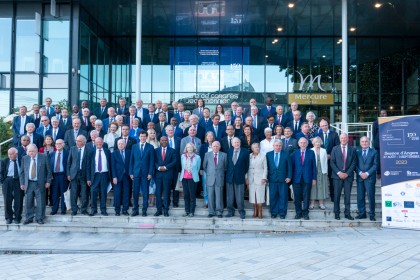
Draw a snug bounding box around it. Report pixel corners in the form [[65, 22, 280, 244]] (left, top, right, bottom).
[[288, 3, 295, 8], [374, 3, 382, 8], [277, 27, 283, 32], [265, 55, 269, 58], [349, 27, 356, 32], [322, 55, 326, 58], [390, 106, 394, 110], [337, 39, 342, 44]]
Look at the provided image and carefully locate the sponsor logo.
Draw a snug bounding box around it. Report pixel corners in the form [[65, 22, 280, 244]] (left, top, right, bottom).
[[401, 191, 406, 196], [385, 201, 392, 207], [384, 171, 390, 176], [404, 201, 415, 208], [393, 202, 402, 208], [407, 170, 412, 175], [384, 193, 392, 197], [386, 217, 392, 221]]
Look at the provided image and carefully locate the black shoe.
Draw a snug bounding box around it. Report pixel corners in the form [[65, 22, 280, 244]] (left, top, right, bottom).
[[188, 213, 194, 217], [6, 219, 12, 225], [50, 212, 57, 215], [115, 212, 120, 216], [101, 212, 108, 216], [208, 214, 215, 218], [142, 212, 147, 217], [294, 214, 302, 219], [14, 220, 21, 224], [81, 211, 88, 215], [335, 214, 340, 220], [89, 211, 97, 216], [217, 215, 223, 218], [154, 211, 162, 217], [182, 213, 190, 217], [356, 213, 367, 219], [36, 219, 44, 225], [240, 214, 245, 219], [23, 219, 33, 225], [303, 215, 310, 220], [173, 203, 179, 208], [122, 211, 129, 216], [271, 215, 277, 219], [61, 211, 66, 215], [131, 211, 139, 217], [345, 214, 354, 220], [71, 212, 77, 216], [370, 216, 376, 221], [280, 215, 285, 219], [225, 213, 233, 218], [164, 212, 169, 217]]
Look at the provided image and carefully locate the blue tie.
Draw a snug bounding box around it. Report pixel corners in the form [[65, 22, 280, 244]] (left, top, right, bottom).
[[274, 152, 279, 168], [169, 139, 173, 148], [363, 149, 367, 160]]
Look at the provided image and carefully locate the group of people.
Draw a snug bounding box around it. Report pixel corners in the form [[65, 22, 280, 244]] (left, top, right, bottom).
[[1, 96, 379, 225]]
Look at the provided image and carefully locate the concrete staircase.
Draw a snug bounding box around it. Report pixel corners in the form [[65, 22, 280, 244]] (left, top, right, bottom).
[[0, 181, 382, 234]]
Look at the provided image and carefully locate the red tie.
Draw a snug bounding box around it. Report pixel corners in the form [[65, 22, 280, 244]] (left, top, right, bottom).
[[130, 117, 133, 129], [162, 148, 166, 161], [214, 153, 218, 166], [342, 146, 346, 170], [300, 151, 304, 165]]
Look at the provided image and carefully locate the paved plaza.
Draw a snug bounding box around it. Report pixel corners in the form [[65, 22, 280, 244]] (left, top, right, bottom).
[[0, 228, 419, 279]]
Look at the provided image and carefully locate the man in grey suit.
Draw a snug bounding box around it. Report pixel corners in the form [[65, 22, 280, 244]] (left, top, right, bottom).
[[180, 126, 202, 154], [66, 135, 89, 216], [20, 144, 52, 225], [355, 136, 378, 221], [282, 127, 298, 153], [64, 117, 88, 150], [202, 141, 227, 218]]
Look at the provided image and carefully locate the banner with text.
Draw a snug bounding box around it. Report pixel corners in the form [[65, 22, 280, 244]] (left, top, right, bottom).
[[380, 115, 420, 230]]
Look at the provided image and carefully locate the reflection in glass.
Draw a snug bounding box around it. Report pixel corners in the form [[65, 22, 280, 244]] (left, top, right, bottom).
[[42, 89, 68, 104], [0, 90, 10, 116], [0, 18, 12, 72], [14, 91, 39, 108], [43, 20, 69, 73], [16, 20, 40, 72]]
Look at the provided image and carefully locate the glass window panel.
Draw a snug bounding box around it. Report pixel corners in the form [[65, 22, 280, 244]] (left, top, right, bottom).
[[14, 91, 39, 108], [15, 74, 39, 88], [42, 89, 68, 104], [43, 20, 69, 73], [174, 39, 197, 92], [0, 90, 10, 116], [152, 38, 172, 92], [151, 93, 171, 104], [16, 20, 40, 72], [0, 17, 12, 72], [311, 38, 333, 93], [266, 38, 288, 93], [243, 38, 264, 94], [197, 38, 219, 92], [43, 74, 68, 88], [0, 74, 11, 89], [220, 39, 242, 92]]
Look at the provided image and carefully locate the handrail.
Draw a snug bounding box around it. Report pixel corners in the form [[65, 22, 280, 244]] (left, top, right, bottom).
[[0, 137, 13, 155], [331, 122, 373, 147]]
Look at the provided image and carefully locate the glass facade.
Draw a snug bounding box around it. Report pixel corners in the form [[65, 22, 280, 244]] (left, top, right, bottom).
[[0, 0, 419, 123]]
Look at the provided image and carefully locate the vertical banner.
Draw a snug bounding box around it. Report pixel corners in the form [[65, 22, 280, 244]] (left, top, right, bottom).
[[380, 115, 420, 230]]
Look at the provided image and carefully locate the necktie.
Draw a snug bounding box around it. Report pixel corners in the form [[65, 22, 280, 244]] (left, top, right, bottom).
[[233, 150, 238, 165], [63, 119, 67, 126], [162, 148, 166, 161], [43, 127, 47, 137], [84, 118, 87, 126], [362, 149, 367, 160], [199, 108, 202, 117], [169, 139, 173, 148], [13, 160, 19, 179], [161, 123, 164, 131], [150, 114, 153, 120], [98, 149, 102, 172], [140, 144, 144, 156], [229, 138, 232, 148], [130, 117, 133, 129], [342, 146, 346, 170], [55, 152, 61, 172], [324, 132, 329, 149], [278, 116, 281, 125], [300, 151, 304, 165], [78, 148, 82, 170], [121, 150, 125, 161], [31, 158, 36, 180], [124, 137, 127, 144], [274, 152, 279, 168], [295, 122, 298, 132], [74, 130, 78, 139], [268, 106, 271, 111], [191, 137, 195, 145], [253, 117, 256, 128], [101, 107, 104, 114], [214, 153, 218, 166], [285, 139, 289, 146], [53, 129, 57, 141], [214, 126, 218, 136]]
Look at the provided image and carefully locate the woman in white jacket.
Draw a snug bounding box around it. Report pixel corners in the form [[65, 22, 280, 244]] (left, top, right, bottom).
[[310, 136, 329, 210]]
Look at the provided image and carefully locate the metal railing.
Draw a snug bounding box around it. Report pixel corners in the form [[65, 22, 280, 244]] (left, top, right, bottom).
[[331, 122, 373, 147], [0, 138, 13, 156]]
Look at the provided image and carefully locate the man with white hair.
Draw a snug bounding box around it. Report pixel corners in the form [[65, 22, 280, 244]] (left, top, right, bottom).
[[36, 116, 52, 138], [47, 116, 65, 141], [26, 123, 43, 149]]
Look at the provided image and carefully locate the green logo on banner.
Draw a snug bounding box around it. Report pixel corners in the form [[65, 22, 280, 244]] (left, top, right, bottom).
[[385, 201, 392, 207]]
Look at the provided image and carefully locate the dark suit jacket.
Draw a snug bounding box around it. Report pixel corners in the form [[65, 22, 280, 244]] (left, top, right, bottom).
[[64, 129, 88, 150], [315, 129, 340, 155], [259, 106, 276, 119], [274, 114, 288, 128], [183, 125, 206, 142], [129, 142, 155, 177], [36, 125, 52, 138], [220, 136, 234, 153], [46, 127, 66, 141], [330, 145, 357, 182], [102, 117, 116, 133], [161, 127, 183, 139], [84, 141, 109, 153], [281, 137, 298, 154], [198, 118, 212, 130], [295, 132, 313, 148], [206, 125, 226, 141], [291, 149, 317, 184], [49, 150, 68, 176], [266, 150, 292, 183], [226, 148, 250, 184], [154, 122, 168, 140], [113, 136, 137, 151], [356, 148, 377, 182], [86, 148, 111, 181], [174, 112, 185, 123], [12, 115, 33, 146], [29, 133, 44, 149], [93, 106, 109, 120], [17, 146, 27, 162], [111, 149, 131, 181], [59, 117, 73, 131], [284, 111, 305, 124], [154, 147, 177, 179], [239, 135, 259, 153], [0, 158, 21, 184], [66, 146, 89, 180], [287, 120, 303, 137], [80, 117, 92, 132], [142, 113, 159, 127], [117, 106, 129, 116]]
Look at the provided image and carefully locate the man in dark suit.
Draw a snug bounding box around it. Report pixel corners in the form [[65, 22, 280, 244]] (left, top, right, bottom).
[[184, 114, 205, 142], [59, 109, 72, 130], [330, 133, 357, 220], [173, 102, 185, 123], [114, 125, 137, 150], [249, 106, 267, 139], [43, 97, 54, 117], [282, 127, 298, 154], [274, 105, 288, 127], [234, 106, 246, 123], [355, 136, 378, 221], [163, 125, 182, 207], [295, 123, 313, 148], [32, 104, 41, 128], [93, 98, 109, 120], [1, 148, 24, 224], [12, 106, 33, 147], [142, 103, 159, 128], [206, 114, 225, 141], [315, 118, 340, 201], [25, 123, 44, 149], [154, 136, 177, 217], [116, 97, 129, 117], [286, 110, 303, 137], [162, 117, 183, 139], [220, 125, 235, 153], [155, 112, 168, 139], [124, 106, 142, 128], [47, 117, 65, 142], [129, 131, 155, 217], [284, 102, 305, 124], [102, 107, 117, 133], [259, 97, 276, 119], [266, 140, 292, 219], [17, 136, 30, 162], [66, 135, 89, 216], [225, 137, 250, 219], [64, 118, 88, 150], [111, 139, 132, 216], [49, 139, 68, 215], [198, 108, 212, 129], [291, 137, 317, 220], [80, 108, 92, 132], [51, 105, 62, 120], [135, 99, 148, 122], [87, 137, 111, 216], [36, 116, 52, 138], [85, 130, 109, 152], [161, 103, 173, 124], [20, 144, 52, 225]]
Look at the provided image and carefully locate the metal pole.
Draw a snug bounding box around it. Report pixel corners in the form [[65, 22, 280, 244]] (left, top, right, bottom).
[[341, 0, 348, 133], [135, 0, 142, 101]]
